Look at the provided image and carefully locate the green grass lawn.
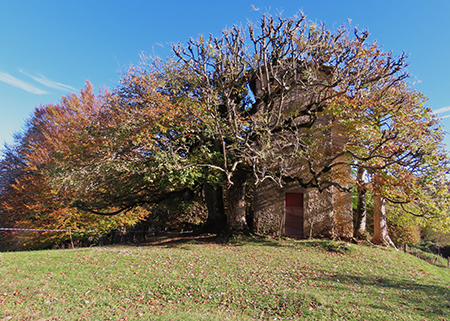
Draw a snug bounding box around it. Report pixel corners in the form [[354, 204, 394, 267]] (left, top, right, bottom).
[[0, 236, 449, 320]]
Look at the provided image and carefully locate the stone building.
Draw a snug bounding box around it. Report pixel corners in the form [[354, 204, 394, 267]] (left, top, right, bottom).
[[250, 66, 354, 239], [253, 173, 353, 239], [252, 121, 354, 239]]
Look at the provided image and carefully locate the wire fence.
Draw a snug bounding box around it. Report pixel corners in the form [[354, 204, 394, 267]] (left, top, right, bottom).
[[0, 227, 100, 249], [0, 228, 97, 233], [0, 227, 195, 250]]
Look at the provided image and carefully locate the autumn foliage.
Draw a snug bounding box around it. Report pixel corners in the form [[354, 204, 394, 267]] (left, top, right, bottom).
[[1, 14, 449, 248]]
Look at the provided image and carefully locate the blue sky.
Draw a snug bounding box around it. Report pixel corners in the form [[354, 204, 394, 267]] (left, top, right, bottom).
[[1, 1, 450, 149]]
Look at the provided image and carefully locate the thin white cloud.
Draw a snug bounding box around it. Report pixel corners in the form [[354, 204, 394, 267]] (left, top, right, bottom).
[[0, 71, 48, 94], [439, 114, 450, 119], [20, 70, 77, 91], [434, 106, 450, 114]]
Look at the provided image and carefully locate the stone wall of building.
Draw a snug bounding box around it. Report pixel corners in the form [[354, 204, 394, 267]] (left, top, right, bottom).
[[333, 187, 354, 238], [253, 180, 352, 239], [253, 180, 284, 236], [250, 64, 353, 239], [330, 124, 353, 239], [303, 188, 334, 238]]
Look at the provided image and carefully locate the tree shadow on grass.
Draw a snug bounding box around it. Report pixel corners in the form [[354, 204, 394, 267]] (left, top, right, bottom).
[[293, 239, 356, 253], [132, 232, 286, 249], [135, 232, 218, 248], [313, 271, 450, 319], [130, 233, 364, 251]]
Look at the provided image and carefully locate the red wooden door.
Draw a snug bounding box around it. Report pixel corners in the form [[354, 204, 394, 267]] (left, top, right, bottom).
[[285, 193, 304, 237]]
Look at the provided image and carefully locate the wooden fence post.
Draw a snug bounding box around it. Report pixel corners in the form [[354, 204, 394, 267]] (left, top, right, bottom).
[[69, 228, 74, 249]]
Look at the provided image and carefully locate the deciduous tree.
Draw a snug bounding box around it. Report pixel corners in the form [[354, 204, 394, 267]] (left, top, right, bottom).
[[154, 14, 433, 232], [330, 81, 449, 245], [2, 13, 448, 243], [0, 83, 150, 247]]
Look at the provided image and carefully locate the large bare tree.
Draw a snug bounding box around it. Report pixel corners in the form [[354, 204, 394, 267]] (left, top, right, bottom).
[[158, 13, 433, 233]]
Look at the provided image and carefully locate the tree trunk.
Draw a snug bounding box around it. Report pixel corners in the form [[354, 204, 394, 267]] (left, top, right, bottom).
[[354, 167, 367, 238], [225, 171, 249, 232], [203, 183, 226, 233], [371, 177, 395, 247]]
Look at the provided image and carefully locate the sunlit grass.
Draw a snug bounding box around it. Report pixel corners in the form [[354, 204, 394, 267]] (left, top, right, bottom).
[[1, 236, 449, 320]]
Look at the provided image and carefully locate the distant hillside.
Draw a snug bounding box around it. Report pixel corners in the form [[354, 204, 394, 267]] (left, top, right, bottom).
[[0, 237, 449, 320]]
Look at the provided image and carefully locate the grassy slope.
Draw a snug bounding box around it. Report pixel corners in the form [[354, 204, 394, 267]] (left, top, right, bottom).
[[0, 236, 449, 321]]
